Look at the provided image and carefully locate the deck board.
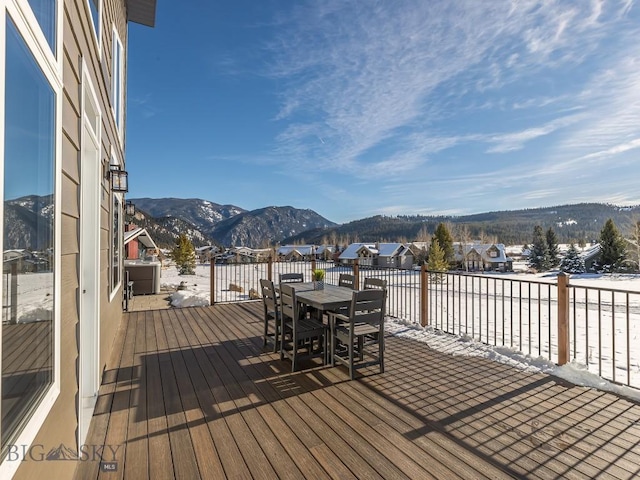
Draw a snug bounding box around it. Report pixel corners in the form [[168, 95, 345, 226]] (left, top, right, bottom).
[[76, 302, 640, 480]]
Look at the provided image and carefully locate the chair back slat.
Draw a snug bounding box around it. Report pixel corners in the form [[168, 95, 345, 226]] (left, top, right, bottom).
[[260, 279, 278, 310], [280, 272, 304, 284], [338, 273, 356, 289], [349, 289, 385, 324], [279, 283, 298, 322], [362, 277, 387, 291]]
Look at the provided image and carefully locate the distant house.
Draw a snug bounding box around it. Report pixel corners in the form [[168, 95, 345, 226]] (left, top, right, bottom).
[[124, 227, 160, 261], [225, 246, 272, 263], [338, 242, 414, 269], [578, 241, 638, 272], [277, 245, 334, 262], [195, 245, 220, 264], [581, 243, 601, 272], [2, 249, 50, 273], [277, 245, 312, 261], [454, 243, 512, 272], [3, 249, 28, 263], [378, 243, 414, 269], [315, 245, 335, 260], [339, 243, 377, 266]]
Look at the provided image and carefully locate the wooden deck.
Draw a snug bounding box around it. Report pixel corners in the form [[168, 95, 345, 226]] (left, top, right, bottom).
[[75, 302, 640, 479]]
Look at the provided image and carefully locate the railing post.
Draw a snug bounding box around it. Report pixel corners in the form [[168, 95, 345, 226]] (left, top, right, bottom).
[[210, 260, 216, 305], [353, 259, 360, 290], [557, 272, 570, 365], [420, 264, 428, 327], [311, 257, 316, 276], [10, 262, 18, 324], [268, 257, 273, 282]]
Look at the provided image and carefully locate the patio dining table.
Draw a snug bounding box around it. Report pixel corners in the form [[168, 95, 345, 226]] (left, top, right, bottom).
[[291, 283, 355, 364], [291, 283, 354, 313]]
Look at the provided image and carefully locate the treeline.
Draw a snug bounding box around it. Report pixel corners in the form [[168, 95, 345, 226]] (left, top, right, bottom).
[[284, 203, 640, 246]]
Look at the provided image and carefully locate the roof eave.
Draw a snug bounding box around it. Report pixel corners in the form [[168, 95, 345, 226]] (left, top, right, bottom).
[[127, 0, 157, 27]]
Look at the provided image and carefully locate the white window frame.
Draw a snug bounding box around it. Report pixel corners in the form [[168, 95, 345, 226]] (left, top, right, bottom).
[[109, 149, 123, 301], [78, 57, 102, 451], [111, 26, 124, 141], [86, 0, 102, 57], [0, 1, 63, 477]]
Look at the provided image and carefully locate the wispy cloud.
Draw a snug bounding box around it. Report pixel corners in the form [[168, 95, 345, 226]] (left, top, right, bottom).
[[254, 0, 640, 219], [485, 115, 584, 153]]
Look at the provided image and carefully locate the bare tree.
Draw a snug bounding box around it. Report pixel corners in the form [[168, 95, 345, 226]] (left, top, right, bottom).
[[455, 224, 472, 271], [259, 237, 272, 249], [479, 230, 497, 245], [329, 230, 338, 247], [416, 224, 431, 243], [630, 218, 640, 269]]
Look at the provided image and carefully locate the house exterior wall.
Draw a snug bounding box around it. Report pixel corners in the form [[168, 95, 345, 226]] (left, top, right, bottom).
[[399, 255, 414, 269], [0, 0, 144, 478], [127, 238, 140, 259]]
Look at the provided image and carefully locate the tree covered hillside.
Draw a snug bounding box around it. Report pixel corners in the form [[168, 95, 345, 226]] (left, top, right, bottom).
[[284, 203, 640, 246]]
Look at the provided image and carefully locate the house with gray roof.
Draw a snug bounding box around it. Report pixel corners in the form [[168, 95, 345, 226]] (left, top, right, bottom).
[[277, 245, 334, 261], [338, 242, 414, 269], [454, 243, 512, 272]]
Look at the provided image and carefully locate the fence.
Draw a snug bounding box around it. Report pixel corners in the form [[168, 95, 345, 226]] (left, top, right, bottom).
[[3, 262, 18, 324], [427, 271, 640, 389], [210, 259, 422, 325], [568, 282, 640, 389], [210, 261, 640, 389]]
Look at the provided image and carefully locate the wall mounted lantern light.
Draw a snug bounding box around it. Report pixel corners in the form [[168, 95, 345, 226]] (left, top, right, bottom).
[[125, 200, 135, 216], [109, 162, 129, 192]]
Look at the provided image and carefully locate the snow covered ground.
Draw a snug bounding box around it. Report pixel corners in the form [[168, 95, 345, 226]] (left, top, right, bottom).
[[3, 271, 53, 323], [160, 262, 640, 402]]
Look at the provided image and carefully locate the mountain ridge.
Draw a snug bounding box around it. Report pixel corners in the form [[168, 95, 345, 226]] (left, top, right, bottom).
[[126, 198, 640, 248], [127, 198, 336, 248]]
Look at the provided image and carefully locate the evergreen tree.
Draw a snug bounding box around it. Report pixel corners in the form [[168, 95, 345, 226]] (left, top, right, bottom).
[[597, 218, 626, 272], [559, 243, 585, 274], [528, 225, 551, 272], [170, 234, 196, 275], [427, 238, 448, 282], [433, 222, 454, 264], [546, 227, 560, 268], [427, 238, 448, 271]]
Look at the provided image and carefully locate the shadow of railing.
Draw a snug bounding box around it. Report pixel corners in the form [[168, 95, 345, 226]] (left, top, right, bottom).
[[94, 302, 640, 479]]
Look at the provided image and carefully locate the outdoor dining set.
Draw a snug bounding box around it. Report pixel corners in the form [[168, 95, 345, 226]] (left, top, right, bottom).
[[259, 273, 387, 380]]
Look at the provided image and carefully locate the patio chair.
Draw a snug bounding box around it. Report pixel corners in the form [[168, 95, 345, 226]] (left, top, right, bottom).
[[260, 279, 281, 352], [279, 272, 304, 284], [363, 277, 387, 291], [279, 283, 326, 372], [329, 289, 385, 380], [338, 273, 356, 289]]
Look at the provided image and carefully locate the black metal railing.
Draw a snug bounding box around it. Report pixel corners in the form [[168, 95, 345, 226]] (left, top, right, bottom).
[[208, 260, 640, 389]]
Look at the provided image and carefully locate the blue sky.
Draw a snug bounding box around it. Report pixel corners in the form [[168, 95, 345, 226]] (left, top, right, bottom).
[[126, 0, 640, 224]]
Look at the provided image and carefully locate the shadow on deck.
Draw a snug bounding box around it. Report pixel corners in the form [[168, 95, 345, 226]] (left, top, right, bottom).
[[75, 302, 640, 479]]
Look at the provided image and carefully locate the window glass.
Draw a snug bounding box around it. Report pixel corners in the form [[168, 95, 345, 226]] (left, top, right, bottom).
[[112, 30, 123, 135], [88, 0, 100, 38], [83, 86, 99, 135], [112, 195, 121, 290], [27, 0, 57, 52], [2, 17, 56, 450]]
